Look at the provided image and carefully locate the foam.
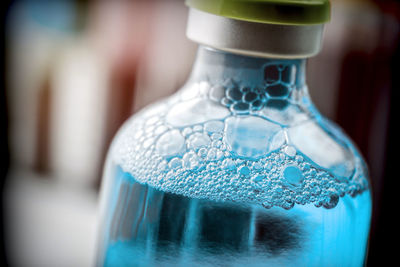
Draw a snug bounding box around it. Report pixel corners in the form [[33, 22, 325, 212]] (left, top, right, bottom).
[[111, 80, 369, 210]]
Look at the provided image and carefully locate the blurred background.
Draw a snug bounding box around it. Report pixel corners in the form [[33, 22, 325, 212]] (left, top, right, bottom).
[[0, 0, 398, 266]]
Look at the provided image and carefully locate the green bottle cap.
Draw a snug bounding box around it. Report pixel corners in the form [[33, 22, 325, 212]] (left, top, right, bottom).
[[185, 0, 330, 25]]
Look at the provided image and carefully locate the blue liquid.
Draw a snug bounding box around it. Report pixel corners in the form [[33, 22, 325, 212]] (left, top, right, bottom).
[[97, 55, 372, 266], [99, 166, 371, 267]]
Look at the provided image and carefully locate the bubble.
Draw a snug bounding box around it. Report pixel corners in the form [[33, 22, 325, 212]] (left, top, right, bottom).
[[156, 130, 185, 157], [215, 150, 224, 160], [283, 165, 303, 186], [224, 116, 285, 158], [266, 83, 289, 97], [310, 185, 321, 196], [145, 116, 159, 126], [199, 81, 211, 96], [288, 120, 353, 171], [264, 65, 280, 83], [193, 125, 203, 132], [166, 99, 229, 127], [241, 86, 251, 93], [250, 99, 264, 110], [198, 147, 208, 158], [283, 146, 296, 157], [280, 65, 296, 84], [226, 87, 242, 101], [211, 140, 222, 148], [204, 121, 224, 133], [323, 190, 339, 209], [231, 102, 250, 113], [266, 99, 289, 110], [154, 125, 168, 136], [238, 166, 251, 176], [182, 127, 193, 137], [158, 160, 168, 172], [282, 200, 295, 210], [295, 155, 303, 163], [183, 151, 201, 170], [222, 158, 236, 171], [209, 85, 226, 102], [210, 133, 222, 141], [253, 162, 263, 170], [142, 138, 155, 149], [262, 202, 273, 209], [206, 148, 218, 161], [187, 132, 211, 150], [264, 161, 273, 170], [221, 98, 233, 107], [134, 129, 144, 140], [243, 91, 258, 103], [252, 174, 264, 183]]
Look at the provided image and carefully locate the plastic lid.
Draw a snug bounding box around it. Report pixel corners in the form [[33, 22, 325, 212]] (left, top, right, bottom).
[[185, 0, 330, 25]]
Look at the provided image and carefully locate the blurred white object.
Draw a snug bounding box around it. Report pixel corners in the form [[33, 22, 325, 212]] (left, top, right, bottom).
[[4, 170, 98, 267], [6, 1, 76, 170], [50, 37, 109, 187]]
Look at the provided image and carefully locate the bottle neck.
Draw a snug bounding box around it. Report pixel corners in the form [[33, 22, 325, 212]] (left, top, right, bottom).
[[188, 46, 308, 105], [186, 8, 325, 58]]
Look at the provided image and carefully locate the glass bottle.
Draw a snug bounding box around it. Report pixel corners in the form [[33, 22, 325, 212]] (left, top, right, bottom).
[[96, 1, 372, 266]]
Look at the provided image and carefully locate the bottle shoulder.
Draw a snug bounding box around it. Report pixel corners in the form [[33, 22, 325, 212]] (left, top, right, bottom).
[[109, 82, 369, 210], [121, 84, 366, 173]]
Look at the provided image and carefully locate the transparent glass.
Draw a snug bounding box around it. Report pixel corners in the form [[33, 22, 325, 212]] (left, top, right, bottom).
[[96, 46, 372, 267]]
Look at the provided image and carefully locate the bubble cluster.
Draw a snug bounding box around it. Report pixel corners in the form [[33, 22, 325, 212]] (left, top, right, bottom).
[[206, 64, 297, 115], [111, 63, 369, 210]]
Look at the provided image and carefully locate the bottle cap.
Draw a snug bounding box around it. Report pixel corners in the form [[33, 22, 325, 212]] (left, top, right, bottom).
[[185, 0, 331, 58], [185, 0, 330, 25]]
